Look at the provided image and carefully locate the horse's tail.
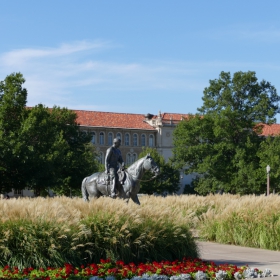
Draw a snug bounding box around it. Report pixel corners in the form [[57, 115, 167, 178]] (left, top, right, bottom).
[[81, 177, 89, 201]]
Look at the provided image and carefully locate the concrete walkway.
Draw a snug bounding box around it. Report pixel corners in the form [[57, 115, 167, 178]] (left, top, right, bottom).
[[197, 241, 280, 278]]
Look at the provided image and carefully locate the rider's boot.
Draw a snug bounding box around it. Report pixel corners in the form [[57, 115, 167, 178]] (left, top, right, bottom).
[[110, 178, 117, 199]]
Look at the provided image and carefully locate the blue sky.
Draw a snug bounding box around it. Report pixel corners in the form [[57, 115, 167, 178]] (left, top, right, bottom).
[[1, 1, 280, 120]]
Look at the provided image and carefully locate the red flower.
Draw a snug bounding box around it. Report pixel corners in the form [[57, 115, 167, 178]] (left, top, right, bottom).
[[116, 260, 125, 266], [122, 269, 128, 277], [90, 263, 98, 269], [3, 265, 10, 270], [100, 258, 111, 264], [0, 257, 262, 279]]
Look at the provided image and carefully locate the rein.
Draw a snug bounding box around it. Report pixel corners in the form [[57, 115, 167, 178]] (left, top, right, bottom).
[[124, 168, 158, 182], [135, 175, 158, 182]]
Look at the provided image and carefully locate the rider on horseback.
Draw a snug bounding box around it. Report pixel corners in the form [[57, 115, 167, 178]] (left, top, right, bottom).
[[105, 138, 125, 198]]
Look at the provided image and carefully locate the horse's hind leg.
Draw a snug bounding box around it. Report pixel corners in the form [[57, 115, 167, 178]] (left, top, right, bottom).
[[87, 181, 103, 200]]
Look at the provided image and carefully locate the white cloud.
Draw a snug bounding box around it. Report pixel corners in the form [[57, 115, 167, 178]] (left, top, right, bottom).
[[1, 40, 109, 67], [0, 41, 202, 98], [0, 40, 280, 115]]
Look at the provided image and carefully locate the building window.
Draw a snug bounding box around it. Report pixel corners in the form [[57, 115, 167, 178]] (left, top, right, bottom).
[[99, 132, 104, 145], [133, 134, 138, 146], [108, 132, 113, 146], [141, 134, 146, 147], [90, 132, 96, 144], [116, 132, 122, 141], [127, 153, 138, 165], [132, 153, 137, 163], [97, 152, 104, 164], [149, 135, 154, 147], [125, 133, 130, 146]]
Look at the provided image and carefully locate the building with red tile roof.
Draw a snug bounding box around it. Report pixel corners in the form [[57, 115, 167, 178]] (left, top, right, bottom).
[[75, 110, 155, 130], [73, 109, 192, 166], [72, 109, 194, 193], [72, 110, 158, 171], [73, 108, 279, 165], [70, 109, 280, 195]]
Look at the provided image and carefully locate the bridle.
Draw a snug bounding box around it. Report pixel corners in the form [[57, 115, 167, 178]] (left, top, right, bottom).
[[125, 157, 159, 182]]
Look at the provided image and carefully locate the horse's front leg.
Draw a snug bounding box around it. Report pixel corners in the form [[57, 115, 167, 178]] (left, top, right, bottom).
[[130, 193, 140, 205]]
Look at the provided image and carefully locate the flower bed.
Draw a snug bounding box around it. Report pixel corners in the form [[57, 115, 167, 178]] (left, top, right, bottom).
[[0, 258, 272, 280]]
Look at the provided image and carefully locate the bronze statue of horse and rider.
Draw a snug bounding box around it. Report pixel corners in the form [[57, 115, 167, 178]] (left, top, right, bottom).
[[81, 138, 160, 204]]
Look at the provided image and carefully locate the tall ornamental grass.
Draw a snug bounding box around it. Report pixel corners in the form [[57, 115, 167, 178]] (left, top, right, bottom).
[[1, 194, 280, 270], [195, 194, 280, 250], [142, 194, 280, 250], [146, 194, 280, 250], [0, 196, 198, 269]]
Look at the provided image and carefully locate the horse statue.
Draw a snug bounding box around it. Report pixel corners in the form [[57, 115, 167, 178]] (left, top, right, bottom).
[[81, 154, 160, 204]]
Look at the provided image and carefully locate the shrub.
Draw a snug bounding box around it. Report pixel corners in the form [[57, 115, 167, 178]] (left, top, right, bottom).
[[0, 196, 198, 269]]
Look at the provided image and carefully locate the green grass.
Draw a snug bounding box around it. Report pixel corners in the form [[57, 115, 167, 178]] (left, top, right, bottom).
[[0, 196, 198, 269], [1, 193, 280, 269]]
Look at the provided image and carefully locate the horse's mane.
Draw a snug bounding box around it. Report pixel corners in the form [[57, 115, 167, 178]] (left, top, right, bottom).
[[126, 156, 146, 177]]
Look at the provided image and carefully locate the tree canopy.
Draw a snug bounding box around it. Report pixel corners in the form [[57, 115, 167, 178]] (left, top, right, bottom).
[[0, 73, 27, 193], [257, 136, 280, 193], [173, 71, 280, 195], [0, 73, 99, 196]]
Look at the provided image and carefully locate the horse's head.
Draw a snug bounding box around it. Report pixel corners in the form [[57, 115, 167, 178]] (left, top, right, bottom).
[[143, 153, 160, 177]]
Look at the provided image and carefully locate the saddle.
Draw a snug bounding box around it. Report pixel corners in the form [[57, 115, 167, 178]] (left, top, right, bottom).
[[96, 170, 126, 185], [97, 172, 109, 185]]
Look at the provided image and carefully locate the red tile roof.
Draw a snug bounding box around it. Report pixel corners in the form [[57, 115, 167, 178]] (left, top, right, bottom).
[[160, 113, 190, 124], [74, 110, 280, 136], [161, 113, 190, 121], [74, 110, 155, 130], [258, 123, 280, 136]]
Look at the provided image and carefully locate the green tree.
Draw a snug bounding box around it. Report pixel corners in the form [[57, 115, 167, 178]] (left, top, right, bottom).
[[0, 73, 99, 196], [173, 71, 280, 195], [257, 136, 280, 194], [0, 73, 27, 193], [139, 147, 180, 195], [17, 104, 59, 195], [19, 105, 99, 196]]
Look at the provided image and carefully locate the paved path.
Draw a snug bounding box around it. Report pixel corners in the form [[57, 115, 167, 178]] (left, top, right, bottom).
[[197, 241, 280, 278]]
